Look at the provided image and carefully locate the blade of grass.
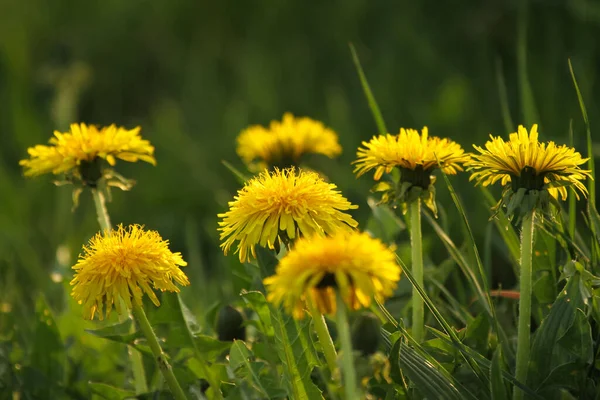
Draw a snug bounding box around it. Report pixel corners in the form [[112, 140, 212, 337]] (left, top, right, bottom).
[[349, 43, 388, 135], [517, 0, 539, 126], [495, 57, 514, 133], [437, 169, 515, 365], [479, 187, 520, 271], [222, 160, 250, 185], [568, 120, 577, 239], [568, 59, 595, 205], [428, 327, 544, 400], [568, 58, 598, 267], [397, 254, 491, 392]]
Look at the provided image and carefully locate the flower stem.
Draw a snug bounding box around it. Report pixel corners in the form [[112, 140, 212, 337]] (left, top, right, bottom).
[[132, 301, 188, 400], [91, 188, 111, 232], [91, 188, 148, 394], [307, 299, 338, 376], [513, 210, 535, 400], [410, 199, 424, 342], [336, 291, 358, 400]]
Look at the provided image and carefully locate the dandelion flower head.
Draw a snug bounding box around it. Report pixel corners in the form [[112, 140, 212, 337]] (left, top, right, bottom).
[[218, 168, 358, 262], [468, 124, 591, 218], [70, 224, 189, 320], [20, 123, 156, 184], [236, 113, 342, 170], [353, 127, 469, 214], [264, 232, 401, 319]]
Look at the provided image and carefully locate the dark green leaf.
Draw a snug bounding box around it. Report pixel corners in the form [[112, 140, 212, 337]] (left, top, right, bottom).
[[85, 319, 140, 344], [397, 342, 462, 400], [89, 382, 136, 400], [529, 276, 583, 389], [490, 347, 508, 400]]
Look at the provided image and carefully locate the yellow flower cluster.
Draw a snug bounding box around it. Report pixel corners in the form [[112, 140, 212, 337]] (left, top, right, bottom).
[[236, 112, 341, 170]]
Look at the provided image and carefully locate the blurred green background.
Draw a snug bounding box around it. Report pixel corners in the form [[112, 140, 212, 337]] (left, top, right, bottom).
[[1, 0, 599, 389]]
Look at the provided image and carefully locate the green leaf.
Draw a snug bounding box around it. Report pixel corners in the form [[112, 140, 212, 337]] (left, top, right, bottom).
[[229, 341, 271, 398], [241, 291, 275, 337], [529, 275, 584, 389], [89, 382, 136, 400], [85, 319, 140, 344], [397, 342, 463, 400], [557, 309, 593, 364], [269, 303, 324, 400], [490, 347, 508, 400], [365, 197, 405, 243], [461, 314, 490, 355], [536, 362, 586, 398], [348, 43, 388, 135], [193, 335, 232, 360]]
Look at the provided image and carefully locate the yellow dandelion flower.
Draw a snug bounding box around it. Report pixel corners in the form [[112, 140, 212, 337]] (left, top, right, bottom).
[[353, 127, 469, 213], [218, 168, 358, 262], [20, 123, 156, 184], [354, 127, 469, 180], [70, 224, 189, 320], [468, 124, 591, 218], [236, 112, 342, 170], [263, 232, 401, 319]]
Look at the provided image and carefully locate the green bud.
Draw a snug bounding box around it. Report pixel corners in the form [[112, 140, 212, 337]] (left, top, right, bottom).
[[351, 312, 381, 356], [216, 305, 246, 342]]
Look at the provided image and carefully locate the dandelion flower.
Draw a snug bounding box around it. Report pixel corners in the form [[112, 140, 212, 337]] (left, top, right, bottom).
[[20, 123, 156, 185], [218, 168, 358, 262], [237, 112, 342, 170], [353, 127, 469, 213], [70, 224, 189, 320], [263, 232, 401, 318], [468, 124, 591, 218]]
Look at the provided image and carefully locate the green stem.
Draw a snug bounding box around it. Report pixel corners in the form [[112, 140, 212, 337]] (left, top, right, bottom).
[[513, 210, 535, 400], [410, 199, 424, 342], [91, 188, 148, 394], [91, 188, 111, 232], [307, 299, 338, 376], [336, 291, 358, 400], [132, 301, 188, 400]]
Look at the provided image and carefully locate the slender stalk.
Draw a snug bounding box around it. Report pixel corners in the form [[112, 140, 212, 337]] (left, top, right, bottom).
[[335, 291, 358, 400], [91, 188, 148, 394], [132, 301, 188, 400], [91, 188, 112, 232], [513, 210, 535, 400], [307, 299, 338, 376], [410, 199, 424, 342]]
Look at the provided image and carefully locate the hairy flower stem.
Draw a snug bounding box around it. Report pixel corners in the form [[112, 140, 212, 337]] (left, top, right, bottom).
[[91, 188, 112, 232], [308, 300, 338, 376], [410, 199, 424, 342], [513, 210, 535, 400], [336, 291, 358, 400], [132, 301, 188, 400], [91, 188, 148, 394]]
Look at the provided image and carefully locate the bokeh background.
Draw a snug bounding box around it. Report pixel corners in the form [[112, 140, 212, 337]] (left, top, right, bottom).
[[1, 0, 600, 389]]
